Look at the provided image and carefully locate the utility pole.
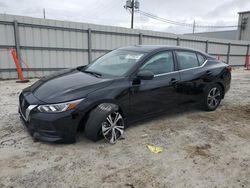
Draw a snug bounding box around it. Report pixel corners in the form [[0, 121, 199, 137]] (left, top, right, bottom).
[[192, 20, 195, 33], [43, 8, 46, 19], [131, 0, 134, 29], [124, 0, 140, 29]]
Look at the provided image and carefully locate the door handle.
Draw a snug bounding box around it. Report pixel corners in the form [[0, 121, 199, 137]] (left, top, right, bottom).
[[206, 70, 212, 76], [169, 78, 178, 85]]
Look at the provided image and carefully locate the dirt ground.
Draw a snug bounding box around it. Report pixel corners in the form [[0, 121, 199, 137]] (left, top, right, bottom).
[[0, 68, 249, 188]]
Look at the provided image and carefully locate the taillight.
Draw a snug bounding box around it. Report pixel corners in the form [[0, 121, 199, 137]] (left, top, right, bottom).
[[227, 66, 232, 73]]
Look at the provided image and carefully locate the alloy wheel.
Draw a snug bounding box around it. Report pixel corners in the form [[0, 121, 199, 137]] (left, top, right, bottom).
[[207, 87, 221, 109], [101, 112, 124, 144]]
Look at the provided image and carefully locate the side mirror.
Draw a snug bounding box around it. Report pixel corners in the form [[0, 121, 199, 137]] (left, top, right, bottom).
[[137, 70, 154, 80]]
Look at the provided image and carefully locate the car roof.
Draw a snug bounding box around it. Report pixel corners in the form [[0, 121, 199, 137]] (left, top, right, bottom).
[[118, 45, 208, 56]]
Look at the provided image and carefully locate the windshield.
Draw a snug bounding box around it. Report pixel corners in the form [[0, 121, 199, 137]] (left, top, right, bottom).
[[85, 50, 145, 77]]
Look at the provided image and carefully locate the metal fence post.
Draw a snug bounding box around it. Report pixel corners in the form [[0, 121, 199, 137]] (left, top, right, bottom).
[[139, 33, 143, 45], [226, 43, 231, 64], [205, 40, 209, 53], [87, 28, 92, 64], [13, 20, 22, 67], [245, 44, 250, 67], [177, 37, 180, 46]]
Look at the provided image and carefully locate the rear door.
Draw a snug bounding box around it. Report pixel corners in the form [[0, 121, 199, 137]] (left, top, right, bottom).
[[174, 50, 208, 103], [129, 51, 181, 117]]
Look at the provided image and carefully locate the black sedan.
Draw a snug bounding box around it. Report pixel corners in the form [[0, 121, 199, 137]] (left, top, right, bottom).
[[19, 45, 231, 144]]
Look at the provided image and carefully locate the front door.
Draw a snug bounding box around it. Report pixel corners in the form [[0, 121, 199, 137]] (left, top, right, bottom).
[[129, 51, 181, 118]]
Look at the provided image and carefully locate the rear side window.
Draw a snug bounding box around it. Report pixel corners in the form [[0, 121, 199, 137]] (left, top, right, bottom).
[[176, 51, 199, 70], [140, 51, 174, 75], [197, 53, 206, 65]]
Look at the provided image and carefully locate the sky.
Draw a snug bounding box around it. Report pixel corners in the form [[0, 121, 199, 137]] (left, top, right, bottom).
[[0, 0, 249, 34]]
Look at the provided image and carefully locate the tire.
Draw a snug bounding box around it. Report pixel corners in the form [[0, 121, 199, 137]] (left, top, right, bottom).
[[203, 84, 223, 111], [84, 103, 124, 144]]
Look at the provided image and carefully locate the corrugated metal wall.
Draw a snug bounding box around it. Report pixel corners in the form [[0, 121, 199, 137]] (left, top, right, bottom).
[[0, 14, 249, 79]]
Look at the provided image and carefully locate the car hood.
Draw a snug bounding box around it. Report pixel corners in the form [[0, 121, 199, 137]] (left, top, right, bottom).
[[24, 69, 113, 103]]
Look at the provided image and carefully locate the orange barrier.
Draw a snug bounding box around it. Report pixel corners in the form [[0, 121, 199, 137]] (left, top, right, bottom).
[[245, 55, 250, 70], [11, 48, 29, 82]]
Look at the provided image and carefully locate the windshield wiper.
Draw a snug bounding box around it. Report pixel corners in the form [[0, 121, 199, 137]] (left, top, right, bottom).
[[82, 70, 102, 77]]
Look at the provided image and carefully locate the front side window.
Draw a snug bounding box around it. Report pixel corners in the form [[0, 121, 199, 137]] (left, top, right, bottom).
[[176, 51, 199, 70], [140, 51, 174, 75], [85, 50, 145, 76]]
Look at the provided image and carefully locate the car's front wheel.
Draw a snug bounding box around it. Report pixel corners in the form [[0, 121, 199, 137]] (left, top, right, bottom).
[[84, 103, 125, 144], [204, 84, 223, 111], [101, 112, 124, 144]]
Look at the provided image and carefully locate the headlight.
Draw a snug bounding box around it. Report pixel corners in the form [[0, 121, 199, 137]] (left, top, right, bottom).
[[37, 99, 84, 113]]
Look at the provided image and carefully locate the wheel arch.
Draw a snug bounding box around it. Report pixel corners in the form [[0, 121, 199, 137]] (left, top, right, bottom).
[[215, 82, 225, 98], [77, 99, 125, 131]]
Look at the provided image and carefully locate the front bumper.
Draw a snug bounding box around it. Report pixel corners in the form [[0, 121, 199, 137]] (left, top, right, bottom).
[[19, 95, 82, 143]]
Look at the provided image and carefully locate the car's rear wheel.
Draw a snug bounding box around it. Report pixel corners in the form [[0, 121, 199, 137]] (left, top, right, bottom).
[[204, 84, 223, 111], [84, 103, 124, 144]]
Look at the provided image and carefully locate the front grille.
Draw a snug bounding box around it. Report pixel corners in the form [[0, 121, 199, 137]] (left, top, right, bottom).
[[19, 94, 29, 118]]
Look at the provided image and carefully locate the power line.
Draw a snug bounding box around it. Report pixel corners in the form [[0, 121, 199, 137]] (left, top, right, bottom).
[[137, 10, 193, 27], [137, 10, 239, 29]]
